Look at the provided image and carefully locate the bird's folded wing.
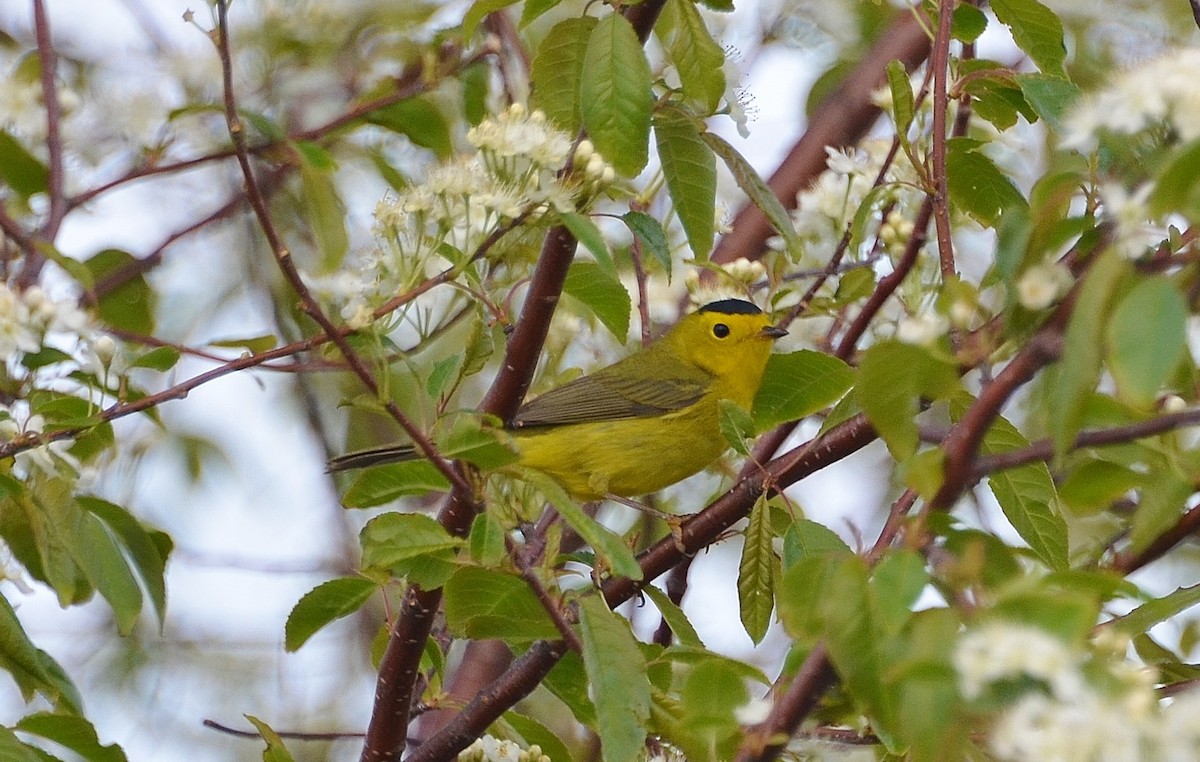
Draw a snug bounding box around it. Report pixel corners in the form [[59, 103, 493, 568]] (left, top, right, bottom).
[[512, 373, 707, 428]]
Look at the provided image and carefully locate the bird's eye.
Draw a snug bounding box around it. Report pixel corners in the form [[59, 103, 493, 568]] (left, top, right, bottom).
[[712, 323, 730, 338]]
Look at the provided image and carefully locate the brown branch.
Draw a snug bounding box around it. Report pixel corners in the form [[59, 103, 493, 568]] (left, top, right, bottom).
[[202, 718, 364, 741], [929, 0, 956, 279], [509, 537, 583, 653], [1112, 502, 1200, 574], [735, 643, 838, 762], [710, 10, 931, 265]]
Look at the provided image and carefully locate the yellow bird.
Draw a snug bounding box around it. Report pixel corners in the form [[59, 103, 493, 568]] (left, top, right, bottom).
[[328, 298, 785, 500]]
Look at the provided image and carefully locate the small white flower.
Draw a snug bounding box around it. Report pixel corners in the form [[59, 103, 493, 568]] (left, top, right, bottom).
[[1016, 262, 1072, 310], [896, 311, 948, 346], [734, 696, 773, 725]]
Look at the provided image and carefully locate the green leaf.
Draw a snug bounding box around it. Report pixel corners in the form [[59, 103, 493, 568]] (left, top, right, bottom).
[[580, 13, 653, 177], [855, 341, 960, 459], [676, 658, 747, 761], [468, 512, 507, 567], [563, 260, 632, 342], [531, 17, 597, 133], [621, 211, 672, 275], [951, 3, 988, 42], [15, 713, 127, 762], [656, 107, 716, 259], [245, 715, 296, 762], [559, 211, 614, 272], [989, 0, 1067, 78], [1058, 459, 1142, 513], [461, 62, 490, 125], [781, 519, 852, 568], [1152, 139, 1200, 218], [128, 346, 181, 371], [0, 593, 79, 712], [209, 334, 278, 353], [463, 0, 519, 39], [0, 130, 49, 200], [1107, 276, 1187, 408], [666, 0, 726, 112], [870, 549, 928, 634], [285, 577, 376, 652], [83, 249, 155, 335], [954, 399, 1069, 570], [444, 566, 561, 642], [1109, 584, 1200, 636], [79, 497, 170, 625], [1051, 248, 1128, 455], [359, 513, 464, 575], [701, 130, 801, 259], [520, 470, 642, 581], [297, 148, 348, 270], [519, 0, 561, 28], [578, 596, 650, 762], [341, 461, 452, 507], [1130, 471, 1192, 555], [642, 584, 704, 648], [0, 727, 43, 762], [436, 417, 519, 470], [34, 241, 94, 290], [992, 590, 1098, 643], [886, 60, 915, 135], [502, 711, 574, 762], [945, 138, 1028, 227], [365, 98, 451, 159], [74, 513, 143, 635], [717, 399, 755, 457], [752, 350, 854, 431], [738, 496, 777, 644], [1015, 73, 1080, 132]]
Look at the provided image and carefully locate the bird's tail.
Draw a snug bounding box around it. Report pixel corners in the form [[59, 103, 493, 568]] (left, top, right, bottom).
[[326, 444, 419, 472]]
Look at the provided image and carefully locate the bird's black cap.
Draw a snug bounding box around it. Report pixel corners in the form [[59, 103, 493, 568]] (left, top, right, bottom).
[[697, 298, 762, 315]]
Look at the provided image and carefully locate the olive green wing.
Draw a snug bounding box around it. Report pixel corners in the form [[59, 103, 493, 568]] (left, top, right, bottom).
[[512, 370, 708, 428]]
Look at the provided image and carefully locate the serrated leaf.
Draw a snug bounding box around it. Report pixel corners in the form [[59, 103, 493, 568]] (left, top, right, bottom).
[[870, 550, 927, 634], [1107, 276, 1187, 408], [781, 519, 852, 568], [531, 17, 597, 133], [656, 108, 716, 258], [15, 713, 127, 762], [359, 512, 464, 573], [950, 396, 1069, 570], [886, 60, 915, 135], [129, 346, 181, 371], [855, 341, 960, 459], [1015, 73, 1080, 131], [738, 496, 777, 644], [444, 566, 561, 642], [752, 350, 853, 431], [1058, 459, 1142, 513], [79, 497, 170, 626], [468, 512, 506, 566], [285, 577, 376, 652], [436, 417, 519, 470], [989, 0, 1067, 78], [365, 98, 451, 159], [0, 727, 46, 762], [245, 715, 295, 762], [1051, 248, 1128, 455], [621, 211, 672, 275], [0, 593, 79, 712], [341, 461, 452, 507], [519, 470, 642, 581], [578, 596, 650, 762], [676, 657, 748, 761], [717, 399, 755, 457], [563, 260, 631, 342], [701, 130, 801, 259], [0, 130, 49, 200], [945, 138, 1028, 227], [559, 211, 614, 272], [666, 0, 726, 112], [74, 513, 143, 635], [84, 249, 155, 335], [581, 14, 653, 177], [951, 3, 988, 42], [1130, 472, 1192, 555], [642, 584, 704, 648], [1109, 584, 1200, 636]]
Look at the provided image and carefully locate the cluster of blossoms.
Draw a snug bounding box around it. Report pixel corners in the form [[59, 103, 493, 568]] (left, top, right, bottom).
[[0, 282, 121, 480], [955, 621, 1200, 762], [684, 257, 767, 308], [456, 736, 550, 762], [318, 104, 616, 329]]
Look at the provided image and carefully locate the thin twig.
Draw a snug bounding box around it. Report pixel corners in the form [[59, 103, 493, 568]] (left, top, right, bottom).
[[202, 719, 364, 741], [929, 0, 956, 279]]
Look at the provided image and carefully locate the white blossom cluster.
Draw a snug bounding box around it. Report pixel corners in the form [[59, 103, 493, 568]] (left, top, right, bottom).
[[955, 621, 1200, 762], [1061, 48, 1200, 152], [456, 736, 551, 762], [321, 104, 615, 329], [684, 257, 767, 308], [0, 282, 121, 480]]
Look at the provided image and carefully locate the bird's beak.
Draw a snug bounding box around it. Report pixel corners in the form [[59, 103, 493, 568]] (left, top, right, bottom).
[[760, 325, 788, 339]]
